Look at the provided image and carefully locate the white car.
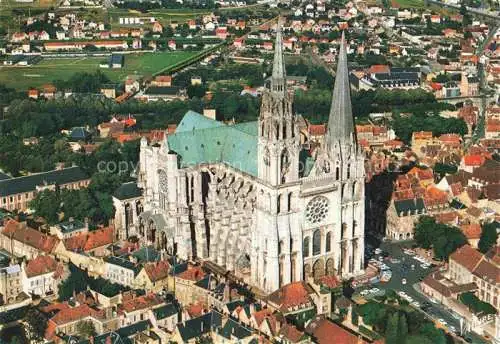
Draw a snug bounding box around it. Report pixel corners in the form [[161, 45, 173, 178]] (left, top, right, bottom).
[[397, 291, 407, 297], [371, 288, 380, 293], [429, 298, 439, 304], [360, 290, 369, 296], [411, 301, 420, 308], [374, 248, 382, 255], [402, 278, 407, 285], [438, 319, 447, 326]]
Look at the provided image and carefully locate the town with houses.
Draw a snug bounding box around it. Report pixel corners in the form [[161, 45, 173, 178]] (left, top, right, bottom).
[[0, 0, 499, 342]]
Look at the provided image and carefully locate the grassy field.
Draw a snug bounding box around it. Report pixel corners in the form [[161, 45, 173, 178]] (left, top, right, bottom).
[[391, 0, 425, 8], [0, 51, 198, 90]]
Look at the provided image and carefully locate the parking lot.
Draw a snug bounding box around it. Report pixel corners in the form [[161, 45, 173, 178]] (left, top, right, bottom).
[[359, 241, 490, 344]]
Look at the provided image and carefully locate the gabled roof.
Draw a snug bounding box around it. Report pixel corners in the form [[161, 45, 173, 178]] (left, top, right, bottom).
[[25, 255, 62, 278], [279, 323, 306, 343], [0, 166, 88, 197], [143, 260, 170, 282], [219, 318, 253, 340], [119, 294, 163, 313], [64, 226, 114, 252], [305, 316, 368, 344], [152, 303, 178, 320], [267, 281, 313, 313], [2, 220, 60, 254], [177, 311, 222, 342], [450, 244, 483, 272], [113, 182, 143, 200]]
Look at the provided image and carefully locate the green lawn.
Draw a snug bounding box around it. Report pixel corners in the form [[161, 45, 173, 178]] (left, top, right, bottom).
[[0, 51, 198, 90], [391, 0, 425, 8]]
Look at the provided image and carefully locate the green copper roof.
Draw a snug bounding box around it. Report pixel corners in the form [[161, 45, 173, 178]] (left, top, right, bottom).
[[167, 111, 258, 176], [176, 110, 226, 133]]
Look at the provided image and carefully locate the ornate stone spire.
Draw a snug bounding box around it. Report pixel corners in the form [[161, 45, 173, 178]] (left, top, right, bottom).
[[326, 31, 356, 151], [271, 17, 286, 96]]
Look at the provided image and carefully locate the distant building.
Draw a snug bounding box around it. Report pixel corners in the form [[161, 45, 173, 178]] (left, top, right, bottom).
[[0, 166, 90, 211]]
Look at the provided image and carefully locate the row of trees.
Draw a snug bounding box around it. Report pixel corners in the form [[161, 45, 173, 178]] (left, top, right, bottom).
[[392, 112, 467, 143]]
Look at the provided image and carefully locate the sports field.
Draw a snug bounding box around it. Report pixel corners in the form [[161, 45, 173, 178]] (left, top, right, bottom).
[[0, 51, 198, 90]]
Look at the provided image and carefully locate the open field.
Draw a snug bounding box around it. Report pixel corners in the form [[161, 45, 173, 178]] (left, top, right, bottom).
[[391, 0, 425, 8], [0, 51, 198, 90]]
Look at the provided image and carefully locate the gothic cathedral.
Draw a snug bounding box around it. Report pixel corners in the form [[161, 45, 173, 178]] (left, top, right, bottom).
[[134, 23, 365, 294]]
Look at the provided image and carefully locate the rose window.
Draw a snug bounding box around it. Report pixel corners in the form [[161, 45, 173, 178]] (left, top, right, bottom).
[[305, 196, 329, 224]]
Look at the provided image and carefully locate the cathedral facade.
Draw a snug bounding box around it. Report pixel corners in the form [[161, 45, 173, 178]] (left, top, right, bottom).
[[134, 26, 365, 293]]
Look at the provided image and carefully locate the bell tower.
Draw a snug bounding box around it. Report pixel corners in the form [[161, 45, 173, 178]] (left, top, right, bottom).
[[257, 18, 300, 186]]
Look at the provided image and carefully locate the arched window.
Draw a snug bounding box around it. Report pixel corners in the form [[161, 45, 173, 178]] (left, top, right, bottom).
[[313, 229, 321, 256], [303, 237, 310, 257], [326, 232, 331, 252], [287, 192, 292, 212], [336, 166, 340, 180], [282, 123, 286, 139], [347, 163, 351, 179], [277, 194, 281, 214]]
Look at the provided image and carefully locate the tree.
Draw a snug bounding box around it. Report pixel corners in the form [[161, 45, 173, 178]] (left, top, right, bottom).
[[478, 222, 499, 254], [29, 189, 61, 225], [385, 312, 400, 344], [418, 323, 446, 344], [58, 263, 89, 301], [398, 313, 408, 344], [76, 320, 96, 339], [187, 84, 206, 99], [414, 216, 467, 260], [24, 308, 47, 344]]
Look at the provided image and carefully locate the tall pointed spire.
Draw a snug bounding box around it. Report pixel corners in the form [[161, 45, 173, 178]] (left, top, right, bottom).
[[326, 31, 356, 150], [271, 16, 286, 96]]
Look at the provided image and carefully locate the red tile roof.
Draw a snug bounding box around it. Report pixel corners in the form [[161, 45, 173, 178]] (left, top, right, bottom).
[[366, 63, 388, 74], [463, 154, 486, 167], [267, 281, 312, 312], [2, 220, 60, 254], [279, 323, 304, 343], [64, 226, 114, 252], [412, 131, 433, 140], [306, 317, 368, 344], [176, 265, 205, 281], [143, 260, 170, 282], [120, 293, 163, 313], [186, 302, 205, 318], [25, 255, 61, 278], [461, 223, 481, 240], [450, 244, 483, 272], [309, 124, 326, 136], [50, 304, 94, 325], [317, 275, 340, 289]]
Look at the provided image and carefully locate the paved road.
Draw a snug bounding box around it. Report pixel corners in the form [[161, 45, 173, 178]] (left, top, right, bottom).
[[358, 241, 490, 343]]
